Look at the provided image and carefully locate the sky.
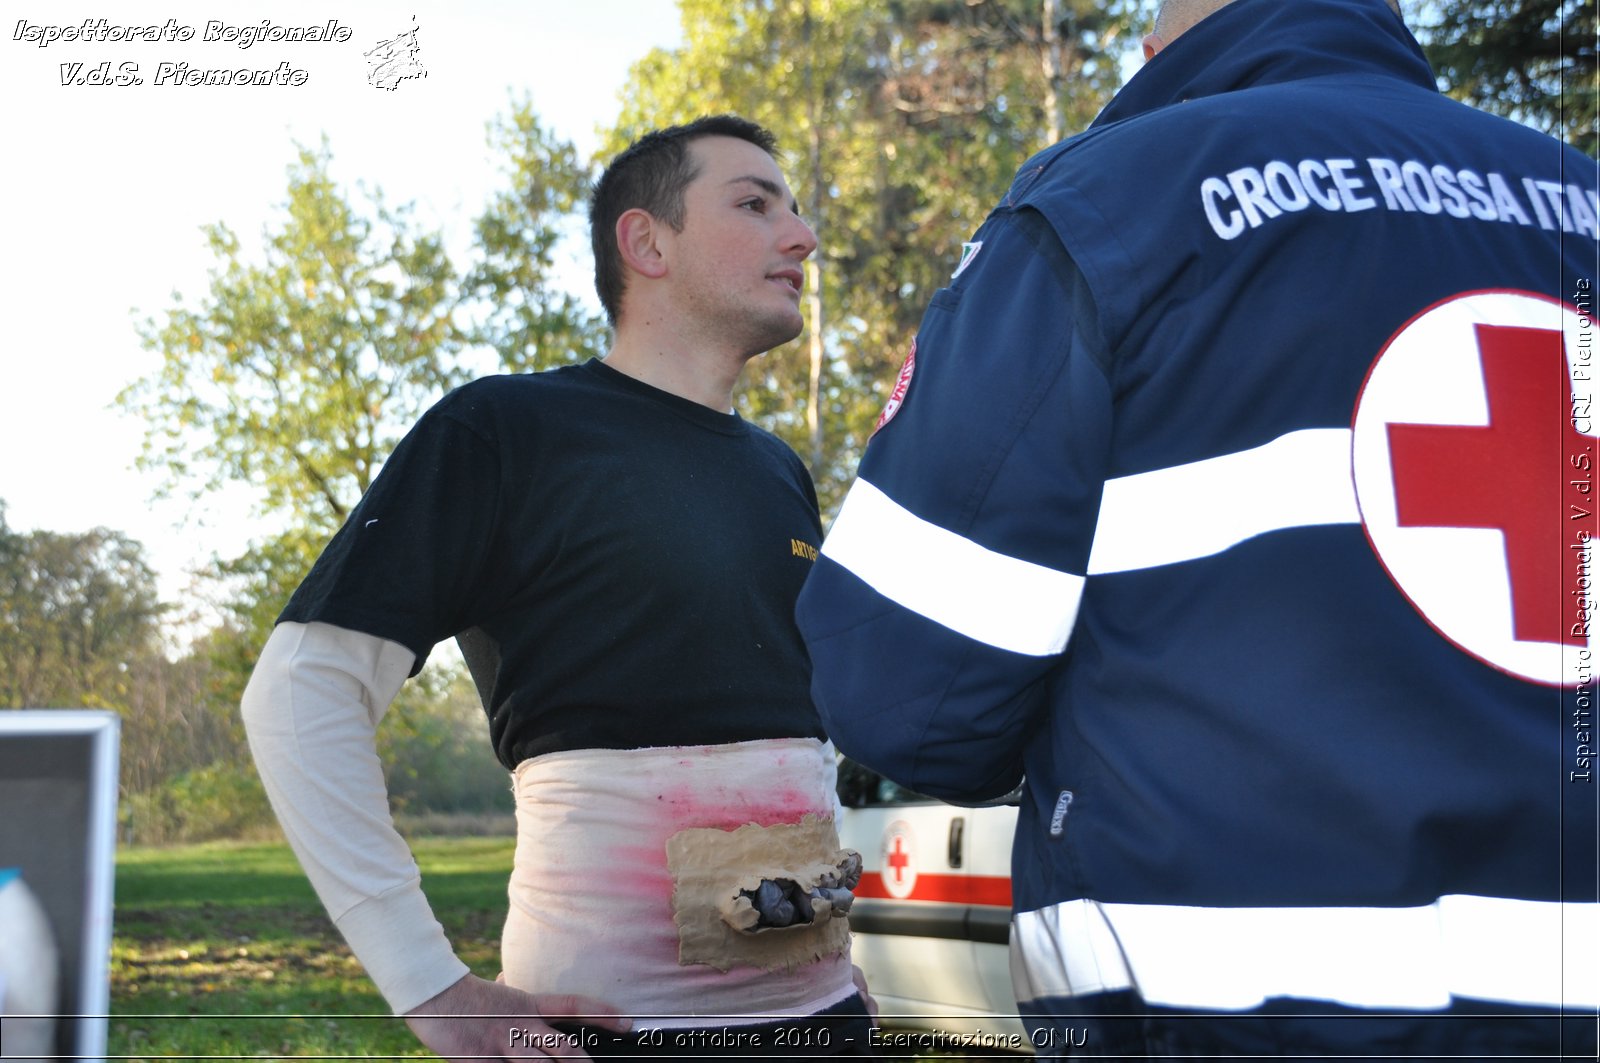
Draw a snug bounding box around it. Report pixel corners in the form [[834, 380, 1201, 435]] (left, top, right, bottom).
[[0, 2, 685, 614]]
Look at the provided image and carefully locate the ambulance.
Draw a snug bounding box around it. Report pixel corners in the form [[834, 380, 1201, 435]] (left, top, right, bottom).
[[835, 757, 1028, 1047]]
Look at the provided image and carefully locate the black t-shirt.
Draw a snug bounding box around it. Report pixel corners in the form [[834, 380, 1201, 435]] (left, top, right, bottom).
[[280, 360, 827, 767]]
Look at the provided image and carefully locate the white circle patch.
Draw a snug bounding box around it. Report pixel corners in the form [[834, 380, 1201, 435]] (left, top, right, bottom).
[[879, 820, 917, 900], [1352, 289, 1597, 686]]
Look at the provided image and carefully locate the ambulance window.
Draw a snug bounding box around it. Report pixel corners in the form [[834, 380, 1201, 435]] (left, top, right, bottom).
[[872, 777, 929, 804], [837, 757, 937, 807]]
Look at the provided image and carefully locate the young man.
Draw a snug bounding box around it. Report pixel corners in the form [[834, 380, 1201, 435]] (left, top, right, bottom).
[[243, 115, 875, 1060], [797, 0, 1598, 1058]]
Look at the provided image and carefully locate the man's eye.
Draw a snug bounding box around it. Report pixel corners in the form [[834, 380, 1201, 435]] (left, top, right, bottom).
[[740, 198, 768, 213]]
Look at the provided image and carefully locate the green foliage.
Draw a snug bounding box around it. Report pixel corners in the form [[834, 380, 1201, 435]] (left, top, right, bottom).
[[465, 95, 610, 371], [0, 503, 164, 709], [606, 0, 1145, 511], [379, 665, 513, 816], [116, 644, 245, 796], [1420, 0, 1597, 156], [122, 762, 277, 845], [0, 502, 252, 807], [118, 127, 594, 818], [121, 122, 600, 748], [94, 3, 1581, 852], [128, 618, 511, 833], [201, 528, 326, 707], [122, 140, 470, 534], [121, 115, 598, 537]]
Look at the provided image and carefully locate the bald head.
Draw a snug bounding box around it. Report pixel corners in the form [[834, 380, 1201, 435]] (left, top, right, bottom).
[[1144, 0, 1404, 60], [1152, 0, 1235, 43]]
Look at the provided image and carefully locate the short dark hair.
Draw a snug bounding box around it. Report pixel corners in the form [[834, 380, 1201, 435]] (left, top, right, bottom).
[[590, 115, 780, 326]]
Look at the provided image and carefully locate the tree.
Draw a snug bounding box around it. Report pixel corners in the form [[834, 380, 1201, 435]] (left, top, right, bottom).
[[122, 141, 472, 713], [465, 96, 610, 371], [124, 120, 597, 638], [605, 0, 1144, 509], [818, 0, 1142, 506], [119, 126, 588, 826], [605, 0, 868, 489], [123, 140, 468, 537], [115, 638, 241, 798], [0, 503, 274, 833], [1419, 0, 1597, 156], [0, 502, 164, 711]]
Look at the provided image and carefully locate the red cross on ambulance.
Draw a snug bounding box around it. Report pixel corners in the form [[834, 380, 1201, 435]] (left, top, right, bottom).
[[879, 820, 918, 899], [1353, 289, 1598, 687]]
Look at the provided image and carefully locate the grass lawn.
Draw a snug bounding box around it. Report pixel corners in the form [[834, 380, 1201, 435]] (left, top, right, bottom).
[[112, 836, 509, 1058], [111, 837, 1006, 1059]]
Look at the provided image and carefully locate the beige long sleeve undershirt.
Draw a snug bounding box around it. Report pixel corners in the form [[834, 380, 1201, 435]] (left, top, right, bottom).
[[240, 621, 469, 1014]]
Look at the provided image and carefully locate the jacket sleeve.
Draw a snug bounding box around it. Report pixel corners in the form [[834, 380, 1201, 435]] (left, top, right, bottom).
[[797, 206, 1112, 803]]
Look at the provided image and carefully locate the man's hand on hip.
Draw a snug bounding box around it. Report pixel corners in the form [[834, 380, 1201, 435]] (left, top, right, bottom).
[[404, 973, 630, 1061]]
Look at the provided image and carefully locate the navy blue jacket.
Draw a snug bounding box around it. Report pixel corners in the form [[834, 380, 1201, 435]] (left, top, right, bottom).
[[799, 0, 1598, 1055]]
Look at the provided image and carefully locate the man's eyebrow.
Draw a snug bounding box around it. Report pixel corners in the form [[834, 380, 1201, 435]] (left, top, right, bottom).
[[727, 175, 801, 214]]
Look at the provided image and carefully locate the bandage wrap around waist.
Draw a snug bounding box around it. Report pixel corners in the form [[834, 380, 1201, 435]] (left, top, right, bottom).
[[502, 738, 855, 1026]]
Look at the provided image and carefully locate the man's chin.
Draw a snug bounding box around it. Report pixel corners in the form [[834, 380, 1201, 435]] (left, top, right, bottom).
[[743, 317, 806, 358]]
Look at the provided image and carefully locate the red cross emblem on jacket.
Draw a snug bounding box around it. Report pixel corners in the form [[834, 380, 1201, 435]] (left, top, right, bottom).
[[1354, 290, 1596, 686]]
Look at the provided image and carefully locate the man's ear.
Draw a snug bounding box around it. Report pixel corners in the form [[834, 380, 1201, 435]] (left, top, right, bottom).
[[1141, 32, 1166, 61], [616, 208, 669, 280]]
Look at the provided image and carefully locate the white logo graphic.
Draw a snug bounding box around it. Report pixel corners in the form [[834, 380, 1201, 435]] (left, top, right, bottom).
[[1352, 289, 1596, 686], [952, 241, 983, 280], [366, 16, 426, 91]]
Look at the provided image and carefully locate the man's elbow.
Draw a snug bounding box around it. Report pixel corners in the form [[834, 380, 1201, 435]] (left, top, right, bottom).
[[239, 622, 307, 740], [801, 573, 1038, 802], [240, 634, 276, 731], [816, 685, 1026, 805], [905, 747, 1024, 806]]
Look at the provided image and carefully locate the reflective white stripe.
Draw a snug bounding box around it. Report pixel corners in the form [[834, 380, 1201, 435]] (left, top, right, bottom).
[[1011, 896, 1600, 1011], [1087, 429, 1359, 575], [821, 478, 1084, 656]]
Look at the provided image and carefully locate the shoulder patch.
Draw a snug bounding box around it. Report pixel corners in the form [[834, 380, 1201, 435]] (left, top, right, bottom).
[[874, 337, 917, 435], [952, 241, 983, 280]]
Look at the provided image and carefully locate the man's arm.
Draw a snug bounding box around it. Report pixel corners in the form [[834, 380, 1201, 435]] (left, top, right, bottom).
[[241, 621, 627, 1058], [797, 206, 1111, 803]]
